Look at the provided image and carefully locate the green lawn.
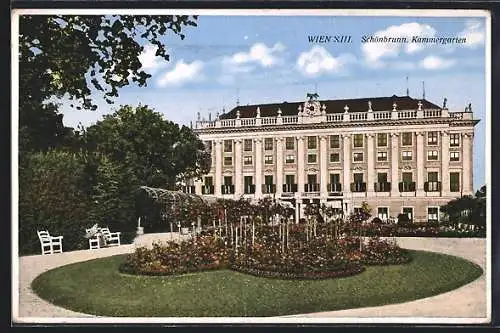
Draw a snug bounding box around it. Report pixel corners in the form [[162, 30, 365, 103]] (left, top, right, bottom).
[[31, 250, 483, 317]]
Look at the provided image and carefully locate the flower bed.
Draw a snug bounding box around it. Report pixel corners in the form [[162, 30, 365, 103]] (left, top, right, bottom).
[[231, 262, 365, 280], [120, 236, 230, 276], [120, 227, 411, 279]]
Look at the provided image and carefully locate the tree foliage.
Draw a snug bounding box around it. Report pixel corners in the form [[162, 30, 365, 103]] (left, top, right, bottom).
[[440, 185, 487, 228], [18, 150, 92, 254], [82, 105, 211, 188], [19, 14, 197, 151]]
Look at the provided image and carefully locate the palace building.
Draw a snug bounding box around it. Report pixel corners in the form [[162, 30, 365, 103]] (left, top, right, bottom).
[[188, 93, 479, 223]]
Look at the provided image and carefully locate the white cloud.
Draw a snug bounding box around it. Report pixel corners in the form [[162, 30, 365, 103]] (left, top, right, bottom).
[[362, 22, 436, 64], [419, 55, 456, 70], [138, 44, 166, 73], [392, 61, 417, 71], [459, 20, 485, 48], [157, 60, 204, 87], [296, 46, 355, 77], [225, 42, 285, 68]]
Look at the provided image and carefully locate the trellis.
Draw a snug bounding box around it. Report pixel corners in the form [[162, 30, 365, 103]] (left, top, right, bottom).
[[137, 186, 217, 234]]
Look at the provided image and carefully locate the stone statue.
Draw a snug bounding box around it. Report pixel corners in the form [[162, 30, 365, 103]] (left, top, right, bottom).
[[443, 98, 447, 109], [307, 92, 319, 101]]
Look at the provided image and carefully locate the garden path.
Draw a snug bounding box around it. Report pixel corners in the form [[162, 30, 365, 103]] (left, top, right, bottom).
[[14, 236, 487, 323]]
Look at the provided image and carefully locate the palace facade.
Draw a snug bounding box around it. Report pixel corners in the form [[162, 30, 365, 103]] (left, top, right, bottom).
[[188, 94, 479, 223]]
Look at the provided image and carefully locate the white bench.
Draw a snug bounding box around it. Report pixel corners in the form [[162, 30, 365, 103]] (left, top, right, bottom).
[[85, 226, 101, 250], [37, 230, 63, 255], [100, 227, 121, 246]]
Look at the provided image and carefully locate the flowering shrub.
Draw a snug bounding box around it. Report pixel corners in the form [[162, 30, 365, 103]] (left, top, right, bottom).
[[359, 238, 411, 265], [120, 236, 230, 276]]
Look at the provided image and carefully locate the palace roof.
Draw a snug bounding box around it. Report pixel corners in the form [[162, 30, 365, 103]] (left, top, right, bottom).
[[219, 95, 442, 119]]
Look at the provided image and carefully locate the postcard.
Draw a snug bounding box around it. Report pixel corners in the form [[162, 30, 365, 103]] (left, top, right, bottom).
[[11, 8, 491, 325]]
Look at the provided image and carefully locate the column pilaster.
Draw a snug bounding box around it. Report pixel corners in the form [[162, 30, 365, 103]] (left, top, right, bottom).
[[416, 132, 425, 196], [462, 132, 473, 195], [275, 138, 284, 197], [214, 140, 222, 196], [319, 135, 328, 197], [254, 138, 263, 197], [441, 131, 450, 197], [342, 134, 351, 195], [390, 133, 400, 196], [234, 139, 243, 197], [366, 133, 375, 195], [297, 136, 305, 195]]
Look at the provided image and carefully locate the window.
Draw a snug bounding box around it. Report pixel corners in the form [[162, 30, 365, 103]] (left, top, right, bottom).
[[353, 152, 364, 162], [353, 134, 364, 148], [285, 137, 295, 150], [377, 133, 387, 147], [330, 173, 340, 184], [330, 153, 340, 162], [377, 151, 387, 161], [285, 174, 295, 184], [224, 156, 232, 166], [450, 172, 460, 192], [265, 175, 273, 185], [428, 172, 439, 182], [243, 156, 253, 165], [428, 207, 439, 223], [307, 174, 317, 184], [285, 155, 295, 164], [402, 151, 413, 161], [224, 140, 232, 152], [264, 138, 273, 150], [402, 207, 413, 222], [330, 135, 340, 149], [402, 172, 413, 183], [402, 132, 413, 146], [353, 173, 364, 183], [427, 150, 438, 161], [204, 176, 213, 186], [223, 176, 232, 186], [377, 173, 388, 183], [427, 131, 438, 145], [450, 133, 460, 147], [307, 154, 317, 163], [243, 139, 253, 152], [378, 207, 389, 221], [308, 136, 317, 149], [244, 176, 253, 187], [264, 155, 273, 164], [450, 151, 460, 162]]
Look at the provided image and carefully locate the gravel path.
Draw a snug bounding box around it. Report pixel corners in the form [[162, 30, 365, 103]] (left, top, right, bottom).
[[14, 236, 488, 323]]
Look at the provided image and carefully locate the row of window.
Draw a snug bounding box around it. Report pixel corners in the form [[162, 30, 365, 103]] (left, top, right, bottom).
[[205, 172, 462, 192], [370, 207, 440, 223], [225, 151, 462, 166], [216, 132, 462, 153]]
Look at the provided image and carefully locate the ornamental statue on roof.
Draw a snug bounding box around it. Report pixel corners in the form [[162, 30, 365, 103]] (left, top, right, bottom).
[[304, 92, 321, 116]]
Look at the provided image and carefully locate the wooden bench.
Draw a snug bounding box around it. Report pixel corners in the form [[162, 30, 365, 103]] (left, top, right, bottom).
[[37, 230, 63, 255]]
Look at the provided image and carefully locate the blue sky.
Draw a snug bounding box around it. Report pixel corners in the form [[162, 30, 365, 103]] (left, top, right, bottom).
[[60, 14, 487, 190]]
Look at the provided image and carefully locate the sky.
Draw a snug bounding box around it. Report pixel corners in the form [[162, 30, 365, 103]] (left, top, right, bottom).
[[60, 13, 488, 191]]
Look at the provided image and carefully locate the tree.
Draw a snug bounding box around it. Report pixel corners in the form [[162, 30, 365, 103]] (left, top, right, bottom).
[[19, 150, 93, 254], [18, 15, 198, 151], [440, 185, 487, 229], [83, 105, 210, 188]]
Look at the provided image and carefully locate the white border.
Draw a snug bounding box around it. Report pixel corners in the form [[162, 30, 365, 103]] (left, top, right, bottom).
[[11, 8, 491, 325]]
